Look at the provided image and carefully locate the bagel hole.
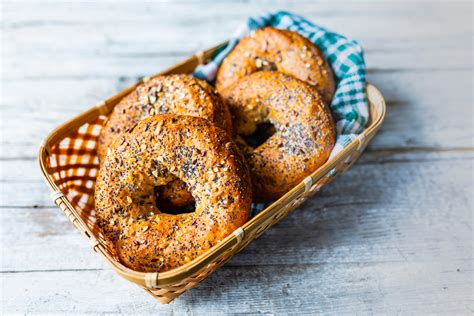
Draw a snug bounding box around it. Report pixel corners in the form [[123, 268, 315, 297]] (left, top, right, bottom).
[[240, 122, 276, 148], [154, 185, 196, 215], [163, 201, 196, 215]]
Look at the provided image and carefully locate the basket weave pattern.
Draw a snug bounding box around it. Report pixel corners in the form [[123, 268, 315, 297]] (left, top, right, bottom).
[[39, 47, 385, 304]]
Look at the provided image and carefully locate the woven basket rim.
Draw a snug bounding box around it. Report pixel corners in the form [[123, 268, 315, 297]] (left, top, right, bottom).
[[38, 44, 386, 288]]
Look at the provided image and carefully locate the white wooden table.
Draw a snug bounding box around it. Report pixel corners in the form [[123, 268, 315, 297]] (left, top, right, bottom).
[[1, 0, 473, 314]]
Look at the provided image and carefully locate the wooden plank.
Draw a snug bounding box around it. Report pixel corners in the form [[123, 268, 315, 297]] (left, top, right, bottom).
[[2, 154, 472, 272], [1, 150, 473, 184], [2, 150, 473, 207], [1, 69, 473, 161], [3, 1, 471, 43], [2, 260, 472, 314], [2, 38, 471, 81], [2, 1, 471, 81]]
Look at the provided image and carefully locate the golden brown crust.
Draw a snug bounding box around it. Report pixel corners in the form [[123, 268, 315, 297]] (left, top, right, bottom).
[[98, 74, 232, 210], [95, 115, 252, 272], [216, 27, 336, 105], [220, 71, 336, 200]]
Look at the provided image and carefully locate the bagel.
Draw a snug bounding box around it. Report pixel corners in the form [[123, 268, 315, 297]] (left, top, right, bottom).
[[95, 114, 252, 272], [98, 74, 232, 211], [220, 71, 336, 200], [216, 27, 336, 105]]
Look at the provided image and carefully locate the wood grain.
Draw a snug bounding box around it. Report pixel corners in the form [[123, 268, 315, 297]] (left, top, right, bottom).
[[3, 261, 472, 314], [2, 156, 472, 270], [1, 0, 472, 314], [1, 70, 472, 160]]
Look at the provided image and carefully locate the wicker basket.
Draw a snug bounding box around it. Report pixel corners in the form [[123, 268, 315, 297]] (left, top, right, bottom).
[[38, 43, 386, 304]]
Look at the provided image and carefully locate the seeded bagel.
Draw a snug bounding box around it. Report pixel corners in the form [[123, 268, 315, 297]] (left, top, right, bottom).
[[95, 114, 252, 272], [98, 74, 232, 211], [220, 71, 336, 200], [216, 27, 336, 105]]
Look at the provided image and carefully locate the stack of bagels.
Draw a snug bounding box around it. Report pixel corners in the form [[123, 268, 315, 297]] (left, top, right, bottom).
[[95, 27, 336, 272]]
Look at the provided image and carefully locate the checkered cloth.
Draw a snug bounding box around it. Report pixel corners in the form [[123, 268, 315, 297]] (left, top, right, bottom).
[[193, 11, 369, 217]]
